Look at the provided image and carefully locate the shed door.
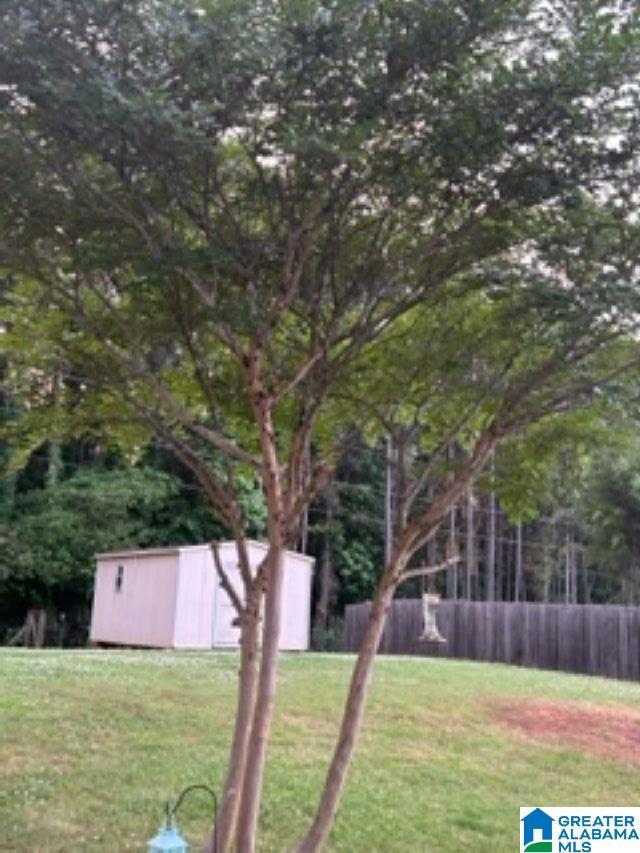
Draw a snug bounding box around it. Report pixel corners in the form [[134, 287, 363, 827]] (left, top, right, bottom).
[[213, 560, 242, 647]]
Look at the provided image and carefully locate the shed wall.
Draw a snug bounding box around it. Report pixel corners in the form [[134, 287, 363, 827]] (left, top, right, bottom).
[[215, 541, 312, 651], [172, 548, 216, 649], [90, 541, 313, 650], [279, 553, 312, 651], [90, 554, 177, 647]]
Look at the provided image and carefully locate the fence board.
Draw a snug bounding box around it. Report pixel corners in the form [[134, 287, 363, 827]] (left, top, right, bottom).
[[344, 599, 640, 681]]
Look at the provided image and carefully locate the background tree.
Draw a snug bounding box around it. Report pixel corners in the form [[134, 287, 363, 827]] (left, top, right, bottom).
[[308, 434, 385, 647], [0, 450, 267, 642]]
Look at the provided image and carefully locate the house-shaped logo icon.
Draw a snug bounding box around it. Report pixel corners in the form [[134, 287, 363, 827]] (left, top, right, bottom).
[[521, 808, 554, 852]]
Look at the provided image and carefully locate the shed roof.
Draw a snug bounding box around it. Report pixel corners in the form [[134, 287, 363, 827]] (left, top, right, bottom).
[[96, 539, 315, 564]]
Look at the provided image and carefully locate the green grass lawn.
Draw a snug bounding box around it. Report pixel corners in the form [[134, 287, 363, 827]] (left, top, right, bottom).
[[2, 649, 640, 852]]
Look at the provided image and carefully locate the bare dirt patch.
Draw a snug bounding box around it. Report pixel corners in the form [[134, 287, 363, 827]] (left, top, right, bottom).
[[493, 698, 640, 766]]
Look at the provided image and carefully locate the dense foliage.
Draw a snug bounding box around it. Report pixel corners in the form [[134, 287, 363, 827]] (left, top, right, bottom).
[[0, 441, 268, 641]]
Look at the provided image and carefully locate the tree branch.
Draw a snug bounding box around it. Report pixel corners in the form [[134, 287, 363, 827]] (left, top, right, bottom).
[[212, 541, 245, 617]]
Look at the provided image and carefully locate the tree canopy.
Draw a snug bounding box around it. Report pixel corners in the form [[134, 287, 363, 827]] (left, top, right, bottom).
[[2, 0, 639, 471]]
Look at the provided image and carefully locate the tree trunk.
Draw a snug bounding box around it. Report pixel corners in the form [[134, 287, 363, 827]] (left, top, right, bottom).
[[235, 546, 285, 851], [505, 524, 512, 601], [486, 488, 496, 601], [314, 490, 335, 636], [298, 435, 311, 553], [47, 439, 63, 489], [47, 368, 63, 490], [384, 435, 394, 564], [565, 530, 571, 604], [235, 367, 285, 852], [426, 531, 437, 594], [446, 505, 458, 599], [543, 554, 550, 604], [296, 429, 498, 852], [299, 506, 309, 553], [295, 568, 404, 853], [583, 560, 591, 604], [515, 522, 523, 602], [465, 488, 475, 600], [495, 508, 503, 602], [424, 483, 437, 594], [207, 603, 260, 853]]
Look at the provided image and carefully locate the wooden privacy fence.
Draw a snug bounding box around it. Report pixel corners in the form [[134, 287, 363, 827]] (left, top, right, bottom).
[[345, 599, 640, 681]]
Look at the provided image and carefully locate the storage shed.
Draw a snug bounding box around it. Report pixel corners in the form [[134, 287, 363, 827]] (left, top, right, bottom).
[[89, 540, 314, 650]]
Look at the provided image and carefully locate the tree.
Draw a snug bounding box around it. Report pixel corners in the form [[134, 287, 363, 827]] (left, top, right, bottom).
[[0, 465, 227, 634], [1, 1, 639, 850], [309, 434, 386, 644], [577, 441, 640, 603], [296, 300, 640, 851]]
